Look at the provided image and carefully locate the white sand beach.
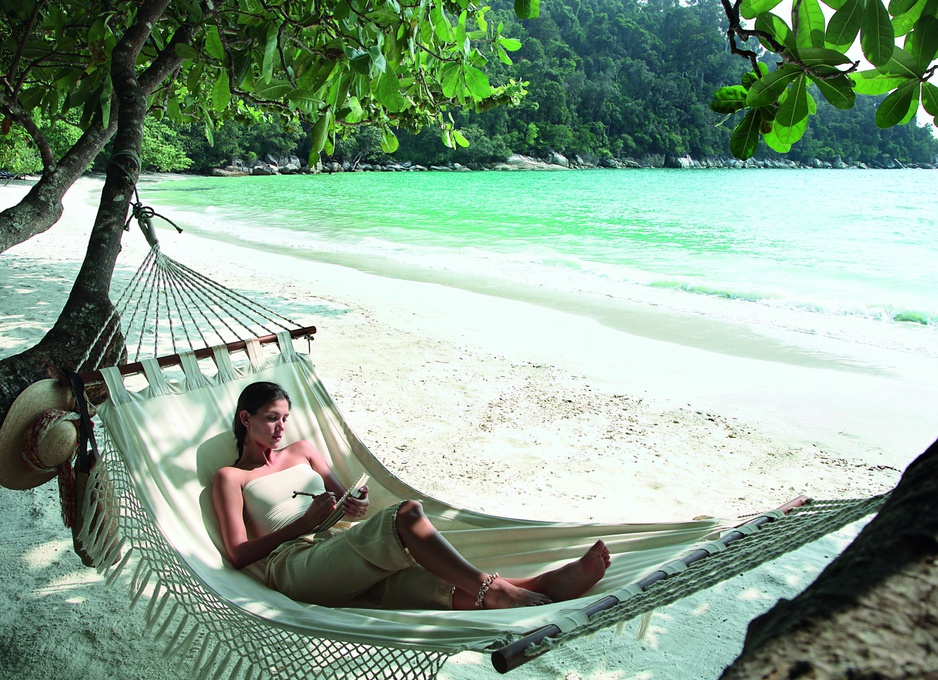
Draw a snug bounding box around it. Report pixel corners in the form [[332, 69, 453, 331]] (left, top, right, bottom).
[[1, 175, 935, 679]]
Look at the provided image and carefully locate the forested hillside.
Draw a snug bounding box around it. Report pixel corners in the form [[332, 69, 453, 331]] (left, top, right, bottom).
[[419, 0, 938, 167], [3, 0, 936, 174]]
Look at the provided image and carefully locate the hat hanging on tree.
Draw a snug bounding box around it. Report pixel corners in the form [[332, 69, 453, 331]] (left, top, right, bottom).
[[0, 379, 82, 490]]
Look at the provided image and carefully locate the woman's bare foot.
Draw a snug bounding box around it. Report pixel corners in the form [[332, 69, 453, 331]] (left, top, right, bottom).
[[483, 579, 552, 608], [532, 540, 610, 602]]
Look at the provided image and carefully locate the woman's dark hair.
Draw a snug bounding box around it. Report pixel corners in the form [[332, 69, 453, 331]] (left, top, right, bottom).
[[233, 381, 292, 461]]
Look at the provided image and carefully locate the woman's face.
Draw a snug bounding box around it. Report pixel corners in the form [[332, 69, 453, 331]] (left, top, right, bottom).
[[242, 398, 290, 450]]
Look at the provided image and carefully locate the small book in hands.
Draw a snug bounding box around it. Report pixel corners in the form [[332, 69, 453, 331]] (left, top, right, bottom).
[[294, 473, 369, 533]]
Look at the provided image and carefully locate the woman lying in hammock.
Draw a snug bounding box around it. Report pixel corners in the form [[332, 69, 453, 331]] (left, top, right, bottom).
[[212, 381, 610, 610]]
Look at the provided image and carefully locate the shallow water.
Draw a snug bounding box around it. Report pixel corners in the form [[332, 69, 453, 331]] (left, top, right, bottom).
[[144, 168, 938, 361]]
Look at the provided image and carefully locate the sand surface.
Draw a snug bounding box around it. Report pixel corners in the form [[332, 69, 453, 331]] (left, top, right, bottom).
[[1, 175, 934, 679]]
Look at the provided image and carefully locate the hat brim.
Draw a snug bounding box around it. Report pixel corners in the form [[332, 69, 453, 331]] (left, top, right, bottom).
[[0, 379, 76, 490]]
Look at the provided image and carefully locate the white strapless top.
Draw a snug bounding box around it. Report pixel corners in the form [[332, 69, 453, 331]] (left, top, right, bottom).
[[242, 464, 325, 535]]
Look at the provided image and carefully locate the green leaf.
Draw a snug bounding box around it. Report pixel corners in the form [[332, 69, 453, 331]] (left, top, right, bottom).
[[730, 109, 762, 159], [746, 65, 800, 107], [174, 43, 200, 60], [515, 0, 541, 19], [826, 0, 865, 50], [796, 0, 826, 47], [755, 12, 796, 52], [430, 5, 452, 41], [875, 46, 922, 77], [742, 0, 785, 19], [376, 71, 406, 112], [861, 0, 896, 66], [309, 110, 331, 161], [741, 62, 770, 89], [875, 81, 916, 127], [898, 85, 920, 123], [344, 96, 364, 123], [773, 75, 809, 144], [496, 45, 513, 65], [99, 75, 112, 128], [923, 81, 938, 116], [332, 74, 350, 110], [231, 49, 253, 89], [381, 126, 399, 153], [18, 86, 45, 112], [252, 79, 292, 100], [350, 53, 371, 75], [905, 15, 938, 70], [368, 45, 387, 74], [892, 0, 927, 35], [851, 69, 908, 93], [441, 63, 462, 99], [167, 95, 181, 122], [287, 88, 318, 115], [442, 128, 455, 149], [889, 0, 919, 15], [813, 73, 857, 108], [456, 10, 467, 50], [453, 130, 470, 147], [710, 85, 750, 113], [204, 25, 225, 61], [762, 124, 793, 153], [499, 37, 522, 51], [262, 24, 278, 84], [88, 18, 105, 45], [463, 65, 491, 99], [795, 46, 856, 65], [212, 69, 230, 113]]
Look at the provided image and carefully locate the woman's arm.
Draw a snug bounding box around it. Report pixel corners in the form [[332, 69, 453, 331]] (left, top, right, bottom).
[[294, 441, 370, 518], [211, 467, 336, 569]]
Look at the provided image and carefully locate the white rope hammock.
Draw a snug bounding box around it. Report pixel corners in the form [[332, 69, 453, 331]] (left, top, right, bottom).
[[70, 222, 886, 679]]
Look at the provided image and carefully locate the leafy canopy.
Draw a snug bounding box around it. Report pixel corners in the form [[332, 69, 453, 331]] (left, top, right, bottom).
[[0, 0, 529, 168], [711, 0, 938, 158]]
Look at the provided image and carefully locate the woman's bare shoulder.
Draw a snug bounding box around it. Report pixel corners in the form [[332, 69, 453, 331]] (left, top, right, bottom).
[[280, 440, 330, 472], [214, 464, 249, 487], [281, 439, 322, 459]]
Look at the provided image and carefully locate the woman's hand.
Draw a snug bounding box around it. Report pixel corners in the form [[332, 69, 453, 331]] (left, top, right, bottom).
[[343, 485, 370, 520], [300, 492, 336, 532]]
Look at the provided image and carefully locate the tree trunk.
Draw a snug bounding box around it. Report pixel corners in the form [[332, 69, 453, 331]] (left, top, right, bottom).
[[0, 0, 171, 419], [722, 437, 938, 679]]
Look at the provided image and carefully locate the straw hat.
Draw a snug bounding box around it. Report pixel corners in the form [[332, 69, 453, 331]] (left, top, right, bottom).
[[0, 379, 81, 490]]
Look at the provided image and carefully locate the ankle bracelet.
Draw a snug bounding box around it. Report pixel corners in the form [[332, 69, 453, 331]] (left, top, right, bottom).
[[475, 573, 499, 609]]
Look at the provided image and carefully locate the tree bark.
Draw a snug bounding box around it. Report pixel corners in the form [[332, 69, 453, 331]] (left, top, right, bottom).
[[0, 0, 173, 418], [722, 437, 938, 679]]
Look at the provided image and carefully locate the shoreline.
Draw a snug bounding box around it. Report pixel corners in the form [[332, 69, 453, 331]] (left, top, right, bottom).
[[1, 175, 934, 679]]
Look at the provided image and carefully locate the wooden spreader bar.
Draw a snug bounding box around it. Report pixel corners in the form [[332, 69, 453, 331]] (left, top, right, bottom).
[[77, 325, 316, 384]]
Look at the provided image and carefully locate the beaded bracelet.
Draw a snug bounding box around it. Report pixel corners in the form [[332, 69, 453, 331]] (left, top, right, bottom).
[[475, 572, 499, 609]]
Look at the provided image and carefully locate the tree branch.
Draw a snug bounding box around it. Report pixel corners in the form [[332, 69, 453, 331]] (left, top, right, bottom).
[[0, 98, 57, 170], [4, 0, 48, 101]]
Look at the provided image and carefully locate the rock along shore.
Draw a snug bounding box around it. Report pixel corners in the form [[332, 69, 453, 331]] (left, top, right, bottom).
[[211, 150, 936, 177]]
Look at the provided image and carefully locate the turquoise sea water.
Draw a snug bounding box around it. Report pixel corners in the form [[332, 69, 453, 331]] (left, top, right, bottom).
[[145, 168, 938, 357]]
